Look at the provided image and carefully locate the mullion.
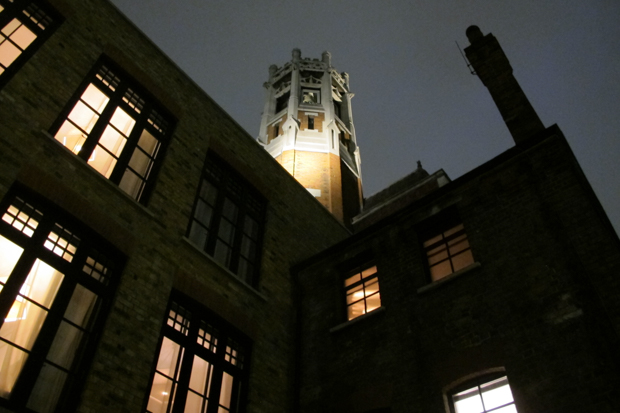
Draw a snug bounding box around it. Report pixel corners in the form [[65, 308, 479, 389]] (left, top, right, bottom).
[[109, 107, 148, 183], [77, 84, 124, 162], [204, 176, 228, 256], [171, 311, 203, 413]]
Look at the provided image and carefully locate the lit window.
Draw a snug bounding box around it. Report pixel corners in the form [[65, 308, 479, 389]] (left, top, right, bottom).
[[0, 186, 123, 413], [450, 375, 518, 413], [49, 57, 175, 203], [187, 153, 265, 286], [0, 0, 62, 88], [145, 292, 250, 413], [344, 263, 380, 321], [422, 215, 474, 282], [301, 88, 320, 104]]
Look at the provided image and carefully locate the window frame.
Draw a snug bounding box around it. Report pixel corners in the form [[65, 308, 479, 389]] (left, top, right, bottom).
[[144, 290, 251, 413], [186, 152, 266, 287], [342, 261, 381, 321], [447, 373, 518, 413], [0, 183, 124, 413], [48, 55, 175, 204], [0, 0, 63, 89], [418, 208, 475, 283]]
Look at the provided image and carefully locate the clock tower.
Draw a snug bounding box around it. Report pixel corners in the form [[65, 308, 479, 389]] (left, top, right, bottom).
[[257, 49, 363, 225]]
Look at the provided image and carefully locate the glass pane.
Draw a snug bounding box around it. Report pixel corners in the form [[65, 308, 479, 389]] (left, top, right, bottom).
[[200, 182, 218, 205], [189, 356, 212, 395], [64, 284, 98, 328], [185, 391, 205, 413], [346, 284, 363, 305], [2, 19, 21, 36], [88, 145, 118, 178], [46, 321, 83, 369], [11, 24, 36, 49], [347, 301, 365, 320], [218, 372, 234, 409], [0, 300, 48, 349], [344, 273, 360, 287], [109, 107, 135, 136], [481, 377, 514, 410], [427, 245, 448, 265], [243, 217, 258, 239], [430, 260, 452, 281], [81, 84, 109, 113], [26, 362, 67, 413], [221, 198, 238, 221], [188, 224, 208, 249], [361, 265, 377, 279], [213, 241, 231, 268], [21, 259, 64, 308], [147, 372, 175, 413], [53, 120, 87, 154], [156, 337, 182, 379], [217, 220, 235, 244], [240, 236, 255, 260], [364, 279, 379, 295], [449, 238, 470, 255], [128, 148, 151, 177], [453, 387, 483, 413], [118, 169, 143, 199], [0, 235, 24, 282], [0, 39, 21, 67], [366, 292, 381, 312], [452, 250, 474, 272], [98, 124, 127, 155], [138, 129, 159, 155], [194, 200, 214, 227], [67, 100, 99, 134], [0, 341, 28, 398]]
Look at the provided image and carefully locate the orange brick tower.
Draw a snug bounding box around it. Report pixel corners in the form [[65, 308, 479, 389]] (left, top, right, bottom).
[[257, 49, 363, 224]]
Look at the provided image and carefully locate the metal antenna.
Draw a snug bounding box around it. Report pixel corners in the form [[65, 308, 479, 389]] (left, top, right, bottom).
[[456, 41, 476, 75]]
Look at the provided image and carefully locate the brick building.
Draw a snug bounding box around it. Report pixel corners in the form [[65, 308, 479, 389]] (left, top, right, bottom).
[[0, 2, 619, 413]]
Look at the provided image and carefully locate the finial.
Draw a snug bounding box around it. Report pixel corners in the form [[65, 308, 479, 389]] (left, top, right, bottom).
[[322, 51, 332, 66], [417, 160, 422, 170], [292, 48, 301, 62], [466, 25, 484, 44], [269, 64, 278, 78]]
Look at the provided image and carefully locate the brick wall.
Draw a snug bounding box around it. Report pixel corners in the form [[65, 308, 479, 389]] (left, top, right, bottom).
[[0, 0, 349, 411], [296, 130, 620, 413]]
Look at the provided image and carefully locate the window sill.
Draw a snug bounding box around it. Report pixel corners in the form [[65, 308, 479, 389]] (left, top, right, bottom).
[[329, 306, 386, 334], [39, 130, 155, 218], [181, 237, 267, 302], [417, 262, 481, 294]]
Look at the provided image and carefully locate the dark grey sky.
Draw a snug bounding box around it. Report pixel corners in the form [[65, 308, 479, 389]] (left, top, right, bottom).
[[108, 0, 620, 234]]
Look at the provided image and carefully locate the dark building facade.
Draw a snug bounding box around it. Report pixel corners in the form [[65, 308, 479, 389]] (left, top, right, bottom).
[[294, 26, 620, 413], [1, 1, 619, 413]]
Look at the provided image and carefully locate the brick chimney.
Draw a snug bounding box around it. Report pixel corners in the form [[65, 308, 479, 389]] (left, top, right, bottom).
[[465, 25, 545, 145]]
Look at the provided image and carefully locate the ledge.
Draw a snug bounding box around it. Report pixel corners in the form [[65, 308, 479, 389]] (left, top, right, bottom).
[[329, 306, 386, 333], [417, 262, 482, 294], [181, 237, 268, 302], [39, 130, 155, 218]]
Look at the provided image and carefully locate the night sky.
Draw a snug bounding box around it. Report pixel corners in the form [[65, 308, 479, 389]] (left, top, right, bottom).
[[108, 0, 620, 234]]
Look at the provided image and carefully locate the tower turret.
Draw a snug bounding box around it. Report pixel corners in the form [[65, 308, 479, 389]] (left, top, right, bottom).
[[258, 50, 363, 224]]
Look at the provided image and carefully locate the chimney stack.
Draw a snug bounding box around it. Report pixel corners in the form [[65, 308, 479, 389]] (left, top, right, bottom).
[[465, 26, 545, 145]]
